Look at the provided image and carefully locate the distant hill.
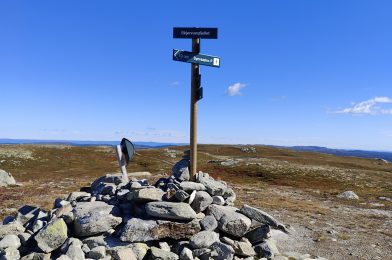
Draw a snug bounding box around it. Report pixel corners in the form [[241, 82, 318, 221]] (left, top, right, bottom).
[[286, 146, 392, 162], [1, 139, 391, 162], [0, 139, 184, 149]]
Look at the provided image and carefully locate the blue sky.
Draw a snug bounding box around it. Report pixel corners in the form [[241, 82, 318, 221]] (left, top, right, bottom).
[[1, 1, 391, 151]]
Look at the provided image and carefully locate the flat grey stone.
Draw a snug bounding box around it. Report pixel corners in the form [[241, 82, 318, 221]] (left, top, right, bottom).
[[0, 221, 25, 240], [120, 218, 201, 242], [190, 191, 213, 213], [127, 188, 164, 202], [240, 204, 287, 232], [180, 182, 206, 192], [189, 231, 220, 249], [145, 202, 196, 221], [73, 201, 122, 237]]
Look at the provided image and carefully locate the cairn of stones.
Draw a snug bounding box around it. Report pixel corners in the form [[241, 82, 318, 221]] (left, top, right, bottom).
[[0, 154, 289, 260]]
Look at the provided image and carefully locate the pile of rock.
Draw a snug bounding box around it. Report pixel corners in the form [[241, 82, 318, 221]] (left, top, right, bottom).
[[1, 157, 294, 260]]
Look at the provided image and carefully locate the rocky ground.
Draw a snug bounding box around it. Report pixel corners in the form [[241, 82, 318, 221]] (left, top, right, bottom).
[[0, 144, 391, 259]]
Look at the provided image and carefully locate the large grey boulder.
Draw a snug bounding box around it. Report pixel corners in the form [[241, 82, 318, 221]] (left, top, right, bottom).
[[189, 231, 219, 249], [73, 201, 122, 237], [150, 247, 179, 260], [127, 188, 164, 202], [240, 204, 287, 232], [0, 222, 25, 239], [35, 218, 68, 253], [120, 218, 201, 242], [206, 205, 251, 237], [145, 202, 196, 221], [172, 159, 190, 181], [190, 191, 213, 213], [197, 172, 228, 196], [218, 211, 251, 237], [0, 235, 20, 249], [0, 170, 16, 187]]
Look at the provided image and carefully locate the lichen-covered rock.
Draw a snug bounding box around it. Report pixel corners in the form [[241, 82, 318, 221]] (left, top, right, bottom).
[[73, 201, 122, 237], [145, 202, 196, 221], [35, 218, 68, 253]]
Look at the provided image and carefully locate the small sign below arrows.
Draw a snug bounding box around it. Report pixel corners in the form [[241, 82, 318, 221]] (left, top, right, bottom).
[[173, 49, 220, 68]]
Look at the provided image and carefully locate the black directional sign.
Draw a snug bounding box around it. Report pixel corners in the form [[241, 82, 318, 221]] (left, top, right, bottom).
[[173, 49, 220, 68], [173, 27, 218, 39]]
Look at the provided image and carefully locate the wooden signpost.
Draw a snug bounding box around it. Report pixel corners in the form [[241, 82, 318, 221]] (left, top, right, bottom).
[[173, 27, 220, 180]]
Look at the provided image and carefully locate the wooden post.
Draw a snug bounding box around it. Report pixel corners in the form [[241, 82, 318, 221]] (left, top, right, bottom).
[[116, 145, 128, 183], [190, 38, 200, 180]]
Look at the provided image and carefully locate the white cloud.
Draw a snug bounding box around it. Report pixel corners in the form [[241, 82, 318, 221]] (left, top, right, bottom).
[[170, 81, 180, 87], [336, 96, 392, 115], [226, 83, 246, 96]]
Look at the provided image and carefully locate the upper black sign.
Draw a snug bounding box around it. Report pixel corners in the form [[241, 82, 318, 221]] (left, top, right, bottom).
[[173, 27, 218, 39]]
